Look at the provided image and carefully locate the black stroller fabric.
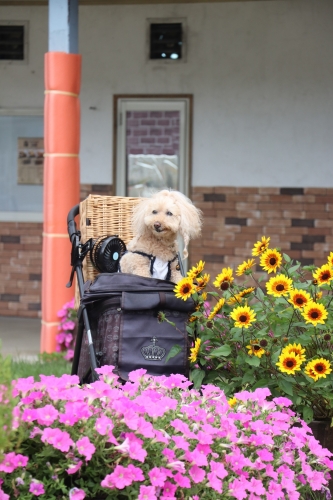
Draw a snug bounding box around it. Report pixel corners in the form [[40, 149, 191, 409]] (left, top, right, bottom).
[[77, 273, 195, 383]]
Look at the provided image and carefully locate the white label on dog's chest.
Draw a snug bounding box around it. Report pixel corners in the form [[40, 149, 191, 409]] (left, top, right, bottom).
[[152, 257, 169, 280]]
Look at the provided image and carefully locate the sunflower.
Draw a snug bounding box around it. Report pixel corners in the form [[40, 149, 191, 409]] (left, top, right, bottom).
[[246, 340, 265, 358], [207, 298, 225, 320], [252, 236, 270, 257], [304, 358, 332, 381], [315, 291, 323, 300], [213, 267, 234, 291], [227, 287, 256, 305], [195, 273, 210, 292], [281, 343, 306, 364], [174, 277, 196, 301], [301, 301, 328, 326], [187, 260, 205, 280], [327, 252, 333, 267], [266, 274, 293, 297], [276, 352, 302, 375], [189, 338, 201, 363], [230, 305, 256, 329], [288, 289, 311, 310], [313, 264, 333, 286], [236, 259, 255, 276], [228, 397, 237, 407], [259, 249, 282, 274]]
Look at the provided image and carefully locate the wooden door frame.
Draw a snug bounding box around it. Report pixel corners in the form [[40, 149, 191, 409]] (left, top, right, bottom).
[[112, 94, 193, 197]]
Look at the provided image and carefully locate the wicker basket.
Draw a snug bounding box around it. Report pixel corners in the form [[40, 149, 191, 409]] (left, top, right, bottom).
[[74, 195, 142, 308]]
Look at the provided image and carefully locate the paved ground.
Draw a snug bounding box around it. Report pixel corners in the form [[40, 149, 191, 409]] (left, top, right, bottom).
[[0, 316, 40, 358]]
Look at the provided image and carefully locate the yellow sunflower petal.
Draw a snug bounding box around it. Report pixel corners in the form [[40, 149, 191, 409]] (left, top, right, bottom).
[[304, 358, 332, 380], [313, 264, 333, 286], [230, 305, 256, 329], [174, 277, 196, 301], [189, 338, 201, 363], [301, 301, 328, 326], [252, 236, 270, 257], [213, 267, 234, 291], [288, 289, 311, 310], [259, 249, 282, 274], [236, 259, 255, 276], [276, 352, 302, 375], [266, 274, 293, 297]]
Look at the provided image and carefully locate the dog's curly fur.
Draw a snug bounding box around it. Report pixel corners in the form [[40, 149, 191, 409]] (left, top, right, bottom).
[[120, 190, 202, 283]]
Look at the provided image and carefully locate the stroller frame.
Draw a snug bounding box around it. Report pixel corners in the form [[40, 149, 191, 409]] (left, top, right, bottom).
[[66, 200, 185, 383]]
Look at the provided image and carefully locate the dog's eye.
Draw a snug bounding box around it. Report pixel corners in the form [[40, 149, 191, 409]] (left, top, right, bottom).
[[166, 211, 173, 216], [152, 210, 158, 214]]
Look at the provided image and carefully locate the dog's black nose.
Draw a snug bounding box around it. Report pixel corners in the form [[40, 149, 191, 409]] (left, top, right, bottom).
[[154, 222, 161, 230]]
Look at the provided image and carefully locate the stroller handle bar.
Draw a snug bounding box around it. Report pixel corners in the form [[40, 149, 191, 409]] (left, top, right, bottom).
[[67, 204, 80, 243]]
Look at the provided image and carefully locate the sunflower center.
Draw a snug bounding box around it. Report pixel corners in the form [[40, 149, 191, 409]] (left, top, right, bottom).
[[220, 282, 229, 291], [321, 272, 330, 280], [239, 315, 247, 322], [269, 258, 276, 265], [315, 364, 324, 372], [310, 311, 319, 319], [286, 360, 295, 368], [183, 285, 190, 293], [253, 345, 260, 351], [276, 284, 285, 292], [296, 298, 304, 305]]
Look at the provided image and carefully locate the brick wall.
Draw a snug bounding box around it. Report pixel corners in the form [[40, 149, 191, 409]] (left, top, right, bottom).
[[1, 185, 332, 318], [190, 187, 333, 281], [0, 222, 43, 317]]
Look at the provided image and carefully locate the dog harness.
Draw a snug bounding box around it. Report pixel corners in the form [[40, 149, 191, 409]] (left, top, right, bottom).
[[126, 251, 179, 281]]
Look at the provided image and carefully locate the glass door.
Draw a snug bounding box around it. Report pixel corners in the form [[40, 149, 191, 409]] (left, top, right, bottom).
[[114, 96, 191, 198]]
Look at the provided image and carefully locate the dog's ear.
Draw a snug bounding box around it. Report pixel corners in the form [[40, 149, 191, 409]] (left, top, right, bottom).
[[171, 191, 202, 259], [131, 197, 151, 236]]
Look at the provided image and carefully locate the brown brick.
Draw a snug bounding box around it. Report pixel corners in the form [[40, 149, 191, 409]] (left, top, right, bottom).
[[258, 187, 280, 195], [213, 186, 236, 194], [280, 187, 304, 196], [315, 220, 333, 228]]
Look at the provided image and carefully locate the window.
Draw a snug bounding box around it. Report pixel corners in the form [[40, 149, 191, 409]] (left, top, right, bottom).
[[150, 23, 182, 60], [147, 18, 186, 63], [0, 22, 28, 63]]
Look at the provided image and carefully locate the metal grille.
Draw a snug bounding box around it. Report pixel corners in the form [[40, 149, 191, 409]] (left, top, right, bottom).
[[0, 25, 24, 60], [150, 23, 182, 60]]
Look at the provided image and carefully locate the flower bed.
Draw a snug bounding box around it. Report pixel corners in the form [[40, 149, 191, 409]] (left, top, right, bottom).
[[172, 238, 333, 422], [0, 367, 332, 499]]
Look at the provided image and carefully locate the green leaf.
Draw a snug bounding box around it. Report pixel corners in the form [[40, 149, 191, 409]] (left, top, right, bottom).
[[244, 356, 260, 367], [302, 406, 314, 423], [209, 345, 232, 357], [278, 379, 294, 396], [288, 264, 301, 274], [242, 369, 254, 384], [164, 344, 182, 364], [256, 287, 265, 301], [283, 253, 291, 263], [252, 378, 273, 390], [190, 368, 206, 389]]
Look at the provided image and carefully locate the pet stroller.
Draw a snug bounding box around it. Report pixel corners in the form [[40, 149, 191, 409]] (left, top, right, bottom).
[[67, 195, 195, 384]]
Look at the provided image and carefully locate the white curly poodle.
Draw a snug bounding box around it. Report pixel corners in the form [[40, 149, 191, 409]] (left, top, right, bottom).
[[120, 190, 202, 283]]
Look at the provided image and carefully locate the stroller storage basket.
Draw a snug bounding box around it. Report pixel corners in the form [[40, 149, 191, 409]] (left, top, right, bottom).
[[77, 273, 195, 383]]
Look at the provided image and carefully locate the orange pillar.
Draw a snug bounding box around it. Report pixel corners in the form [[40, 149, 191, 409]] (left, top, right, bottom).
[[41, 52, 81, 352]]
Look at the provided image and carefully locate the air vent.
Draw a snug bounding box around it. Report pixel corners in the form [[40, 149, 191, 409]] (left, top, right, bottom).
[[150, 23, 182, 60], [0, 25, 24, 60]]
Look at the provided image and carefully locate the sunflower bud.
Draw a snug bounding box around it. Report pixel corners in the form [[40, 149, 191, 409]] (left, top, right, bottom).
[[157, 312, 165, 323], [206, 321, 213, 329], [283, 337, 288, 342], [265, 351, 270, 356], [260, 339, 268, 347], [324, 334, 331, 341]]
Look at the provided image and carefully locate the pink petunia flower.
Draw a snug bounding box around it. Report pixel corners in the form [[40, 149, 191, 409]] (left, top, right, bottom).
[[138, 485, 157, 500], [66, 460, 83, 475], [148, 467, 168, 487], [189, 465, 205, 483], [76, 436, 96, 461], [29, 481, 45, 496], [69, 487, 86, 500]]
